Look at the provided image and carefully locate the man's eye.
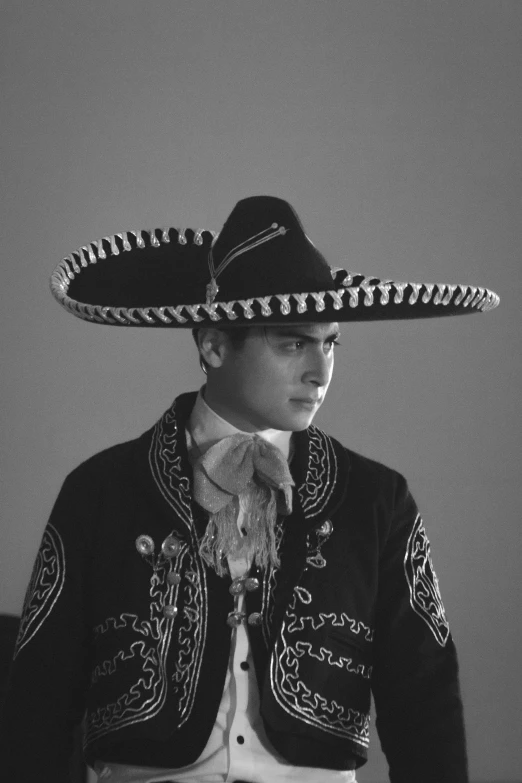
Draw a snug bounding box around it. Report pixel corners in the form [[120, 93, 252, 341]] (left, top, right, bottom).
[[325, 339, 341, 351]]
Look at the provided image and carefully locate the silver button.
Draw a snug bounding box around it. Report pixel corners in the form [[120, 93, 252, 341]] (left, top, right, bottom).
[[229, 577, 245, 596], [135, 535, 155, 556], [317, 519, 333, 536], [163, 604, 178, 619], [161, 536, 182, 558], [247, 612, 262, 626], [244, 577, 260, 592], [167, 572, 181, 585], [226, 611, 246, 628]]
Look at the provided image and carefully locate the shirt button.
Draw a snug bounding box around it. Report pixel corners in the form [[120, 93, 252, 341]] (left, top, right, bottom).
[[237, 735, 245, 744], [247, 612, 262, 626], [240, 661, 249, 671]]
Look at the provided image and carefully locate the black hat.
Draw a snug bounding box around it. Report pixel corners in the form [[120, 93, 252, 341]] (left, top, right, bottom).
[[50, 195, 499, 326]]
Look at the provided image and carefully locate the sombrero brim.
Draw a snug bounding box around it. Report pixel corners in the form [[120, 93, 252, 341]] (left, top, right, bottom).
[[50, 226, 500, 327]]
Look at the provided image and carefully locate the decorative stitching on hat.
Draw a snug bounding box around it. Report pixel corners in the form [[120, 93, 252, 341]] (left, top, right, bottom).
[[218, 301, 238, 320], [201, 304, 221, 321], [329, 290, 345, 310], [378, 282, 392, 305], [95, 239, 106, 259], [68, 254, 80, 274], [341, 273, 359, 286], [123, 308, 141, 324], [471, 287, 485, 307], [149, 230, 160, 248], [119, 232, 132, 251], [256, 296, 272, 316], [74, 249, 86, 268], [137, 307, 155, 323], [422, 284, 434, 304], [453, 285, 468, 306], [112, 308, 131, 324], [433, 284, 445, 305], [393, 282, 408, 304], [310, 292, 326, 312], [360, 277, 376, 306], [348, 288, 359, 308], [85, 304, 104, 323], [238, 299, 255, 319], [442, 284, 457, 305], [462, 286, 477, 307], [408, 282, 422, 304], [100, 307, 117, 324], [109, 236, 119, 255], [276, 294, 291, 315], [151, 307, 172, 324], [185, 305, 203, 322], [293, 293, 309, 313], [166, 306, 188, 324]]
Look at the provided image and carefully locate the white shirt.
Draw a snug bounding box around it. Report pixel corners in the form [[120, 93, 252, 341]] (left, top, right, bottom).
[[95, 390, 356, 783]]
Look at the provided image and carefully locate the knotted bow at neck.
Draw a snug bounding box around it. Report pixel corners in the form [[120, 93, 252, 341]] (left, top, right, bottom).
[[192, 433, 294, 576], [192, 432, 294, 516]]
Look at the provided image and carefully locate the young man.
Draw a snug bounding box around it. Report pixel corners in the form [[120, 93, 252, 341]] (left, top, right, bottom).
[[0, 196, 499, 783]]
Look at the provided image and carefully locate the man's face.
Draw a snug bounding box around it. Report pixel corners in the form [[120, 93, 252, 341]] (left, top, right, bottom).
[[205, 322, 340, 432]]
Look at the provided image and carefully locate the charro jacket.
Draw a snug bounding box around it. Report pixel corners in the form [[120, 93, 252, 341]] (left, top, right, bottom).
[[0, 392, 468, 782]]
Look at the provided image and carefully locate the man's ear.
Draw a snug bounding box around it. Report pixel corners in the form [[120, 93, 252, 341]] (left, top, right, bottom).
[[197, 328, 228, 370]]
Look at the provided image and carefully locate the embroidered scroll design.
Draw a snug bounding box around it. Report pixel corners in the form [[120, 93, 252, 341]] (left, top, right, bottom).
[[294, 641, 372, 680], [14, 523, 66, 658], [297, 426, 338, 520], [85, 537, 206, 743], [306, 519, 333, 569], [149, 401, 209, 724], [85, 555, 179, 743], [261, 516, 285, 649], [270, 590, 371, 746], [149, 400, 193, 529], [171, 560, 208, 725], [404, 514, 450, 647]]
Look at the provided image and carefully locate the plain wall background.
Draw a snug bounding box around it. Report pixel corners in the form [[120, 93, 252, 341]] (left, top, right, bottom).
[[1, 2, 521, 781]]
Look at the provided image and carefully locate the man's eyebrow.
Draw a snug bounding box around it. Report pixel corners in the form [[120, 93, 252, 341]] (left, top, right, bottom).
[[270, 328, 341, 343]]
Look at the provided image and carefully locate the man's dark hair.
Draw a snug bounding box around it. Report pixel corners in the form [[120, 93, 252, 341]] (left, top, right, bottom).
[[191, 327, 253, 373]]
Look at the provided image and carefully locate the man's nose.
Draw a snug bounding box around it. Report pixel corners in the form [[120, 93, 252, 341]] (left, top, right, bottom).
[[302, 349, 331, 387]]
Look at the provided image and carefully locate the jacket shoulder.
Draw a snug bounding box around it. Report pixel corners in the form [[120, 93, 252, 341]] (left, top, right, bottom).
[[324, 429, 409, 504], [63, 425, 155, 488]]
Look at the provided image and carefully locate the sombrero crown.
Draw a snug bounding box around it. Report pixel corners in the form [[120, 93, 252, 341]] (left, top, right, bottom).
[[50, 195, 499, 326]]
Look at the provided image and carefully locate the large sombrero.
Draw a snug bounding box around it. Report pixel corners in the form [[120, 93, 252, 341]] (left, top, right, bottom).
[[50, 195, 499, 326]]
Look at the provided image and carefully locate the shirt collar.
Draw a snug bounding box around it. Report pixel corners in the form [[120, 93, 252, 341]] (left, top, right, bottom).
[[188, 387, 293, 460]]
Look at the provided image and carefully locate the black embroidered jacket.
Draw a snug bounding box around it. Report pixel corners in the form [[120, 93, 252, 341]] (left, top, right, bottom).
[[0, 392, 468, 782]]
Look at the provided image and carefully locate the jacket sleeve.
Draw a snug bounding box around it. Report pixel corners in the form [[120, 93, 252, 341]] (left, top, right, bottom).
[[0, 463, 97, 783], [371, 475, 468, 783]]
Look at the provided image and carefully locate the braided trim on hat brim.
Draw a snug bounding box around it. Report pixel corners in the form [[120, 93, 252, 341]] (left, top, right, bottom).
[[49, 228, 500, 326]]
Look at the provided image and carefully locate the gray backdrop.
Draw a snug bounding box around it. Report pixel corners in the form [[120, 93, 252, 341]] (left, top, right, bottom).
[[1, 2, 520, 782]]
